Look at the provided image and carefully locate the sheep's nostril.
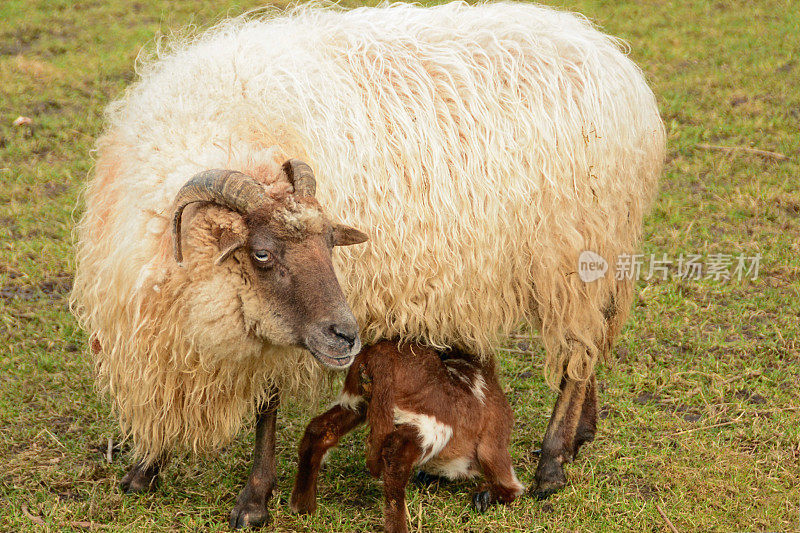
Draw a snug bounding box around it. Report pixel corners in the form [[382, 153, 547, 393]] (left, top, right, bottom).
[[329, 323, 357, 349]]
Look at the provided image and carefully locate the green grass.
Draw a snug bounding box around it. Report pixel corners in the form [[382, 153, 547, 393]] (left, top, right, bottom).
[[1, 0, 799, 531]]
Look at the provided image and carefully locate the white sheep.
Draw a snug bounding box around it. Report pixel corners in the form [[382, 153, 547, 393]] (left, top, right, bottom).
[[71, 2, 665, 527]]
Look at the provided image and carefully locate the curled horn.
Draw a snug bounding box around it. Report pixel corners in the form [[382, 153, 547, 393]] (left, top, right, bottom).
[[171, 169, 266, 264], [283, 159, 316, 197]]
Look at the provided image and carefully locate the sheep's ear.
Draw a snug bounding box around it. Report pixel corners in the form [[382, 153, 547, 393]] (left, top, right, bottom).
[[215, 229, 246, 265], [332, 224, 368, 247]]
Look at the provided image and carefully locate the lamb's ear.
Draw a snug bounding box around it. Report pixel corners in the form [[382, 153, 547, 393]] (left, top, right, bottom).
[[215, 228, 246, 265], [332, 224, 368, 246]]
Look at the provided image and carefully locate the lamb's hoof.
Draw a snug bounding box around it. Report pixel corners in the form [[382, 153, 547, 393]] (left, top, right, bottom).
[[229, 501, 270, 529], [414, 470, 444, 486], [532, 459, 567, 500], [289, 492, 316, 514], [471, 490, 494, 513], [120, 464, 159, 494]]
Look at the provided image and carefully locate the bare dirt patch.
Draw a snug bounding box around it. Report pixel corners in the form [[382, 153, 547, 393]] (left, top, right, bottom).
[[12, 55, 63, 80], [0, 274, 72, 301]]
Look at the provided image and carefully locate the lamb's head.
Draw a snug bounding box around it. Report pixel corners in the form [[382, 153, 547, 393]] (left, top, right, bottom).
[[171, 159, 368, 369]]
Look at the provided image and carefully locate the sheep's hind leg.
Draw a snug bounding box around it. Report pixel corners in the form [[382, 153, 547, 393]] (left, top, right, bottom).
[[120, 459, 162, 493], [380, 426, 423, 533], [230, 391, 279, 530], [290, 405, 366, 514], [574, 373, 598, 452], [533, 374, 596, 499]]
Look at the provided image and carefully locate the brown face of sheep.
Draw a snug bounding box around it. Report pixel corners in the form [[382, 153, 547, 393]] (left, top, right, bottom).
[[171, 160, 368, 369], [242, 206, 368, 367]]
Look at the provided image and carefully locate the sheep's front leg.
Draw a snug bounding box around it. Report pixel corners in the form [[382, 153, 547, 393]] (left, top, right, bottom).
[[290, 405, 366, 514], [120, 459, 163, 493], [230, 392, 279, 529], [533, 374, 596, 499]]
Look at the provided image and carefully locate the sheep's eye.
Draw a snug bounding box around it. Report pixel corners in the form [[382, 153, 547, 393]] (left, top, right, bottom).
[[252, 250, 274, 265]]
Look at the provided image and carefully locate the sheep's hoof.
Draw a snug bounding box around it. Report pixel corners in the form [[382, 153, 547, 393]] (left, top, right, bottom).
[[229, 501, 270, 530], [120, 463, 159, 494], [471, 490, 494, 513], [532, 459, 567, 500]]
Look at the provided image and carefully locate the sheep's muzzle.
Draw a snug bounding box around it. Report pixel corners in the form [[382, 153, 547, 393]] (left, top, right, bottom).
[[303, 313, 361, 368]]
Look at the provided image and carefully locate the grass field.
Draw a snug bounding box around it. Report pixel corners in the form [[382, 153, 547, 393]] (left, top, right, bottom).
[[1, 0, 799, 531]]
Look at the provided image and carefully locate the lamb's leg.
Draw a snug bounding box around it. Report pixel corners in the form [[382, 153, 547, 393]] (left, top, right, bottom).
[[533, 374, 594, 499], [472, 416, 524, 512], [120, 459, 162, 493], [290, 405, 366, 514], [413, 470, 446, 486], [380, 426, 422, 533], [230, 392, 279, 530]]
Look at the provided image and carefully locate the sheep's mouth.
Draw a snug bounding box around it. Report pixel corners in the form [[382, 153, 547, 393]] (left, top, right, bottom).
[[304, 335, 360, 369], [308, 348, 355, 369]]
